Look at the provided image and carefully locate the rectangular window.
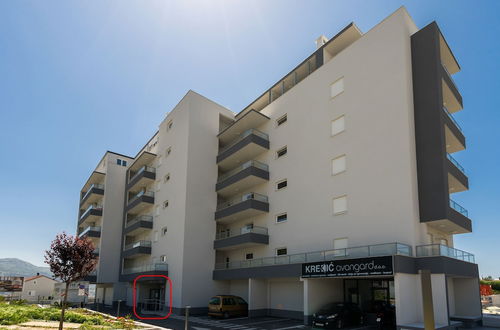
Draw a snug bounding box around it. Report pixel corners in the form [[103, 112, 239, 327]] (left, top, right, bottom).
[[276, 213, 287, 223], [330, 77, 344, 99], [276, 247, 287, 256], [331, 115, 345, 136], [122, 160, 127, 167], [163, 200, 169, 208], [246, 253, 253, 260], [276, 146, 287, 158], [333, 195, 347, 215], [117, 159, 122, 165], [276, 179, 288, 190], [332, 155, 346, 175], [276, 114, 287, 126], [160, 255, 167, 262]]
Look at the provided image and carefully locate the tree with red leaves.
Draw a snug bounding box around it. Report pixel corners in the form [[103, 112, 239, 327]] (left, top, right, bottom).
[[44, 232, 98, 330]]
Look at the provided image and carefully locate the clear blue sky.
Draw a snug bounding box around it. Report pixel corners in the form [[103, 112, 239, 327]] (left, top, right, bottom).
[[0, 0, 498, 277]]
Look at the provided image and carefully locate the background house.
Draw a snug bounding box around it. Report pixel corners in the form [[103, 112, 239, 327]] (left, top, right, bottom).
[[21, 274, 57, 303]]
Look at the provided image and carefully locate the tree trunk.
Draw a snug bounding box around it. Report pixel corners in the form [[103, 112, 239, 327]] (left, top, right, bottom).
[[59, 282, 70, 330]]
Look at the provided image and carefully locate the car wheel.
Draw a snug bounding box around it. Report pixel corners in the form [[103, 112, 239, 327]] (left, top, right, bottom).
[[336, 319, 343, 329], [223, 312, 230, 319]]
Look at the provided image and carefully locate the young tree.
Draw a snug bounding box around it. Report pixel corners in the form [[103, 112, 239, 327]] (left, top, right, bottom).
[[45, 232, 97, 330]]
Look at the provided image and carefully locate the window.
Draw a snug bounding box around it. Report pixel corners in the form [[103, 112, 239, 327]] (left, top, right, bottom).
[[209, 297, 220, 305], [276, 179, 288, 190], [161, 226, 168, 236], [330, 77, 344, 99], [331, 115, 345, 136], [246, 253, 254, 260], [276, 114, 287, 126], [163, 200, 169, 208], [122, 160, 127, 167], [223, 297, 236, 305], [166, 147, 172, 156], [117, 159, 122, 165], [160, 255, 167, 263], [276, 146, 287, 158], [276, 213, 288, 223], [164, 173, 170, 183], [333, 195, 347, 215], [167, 120, 173, 131], [332, 155, 346, 175], [276, 247, 287, 256]]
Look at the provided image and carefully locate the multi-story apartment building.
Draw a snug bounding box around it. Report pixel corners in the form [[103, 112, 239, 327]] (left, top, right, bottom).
[[76, 7, 481, 328]]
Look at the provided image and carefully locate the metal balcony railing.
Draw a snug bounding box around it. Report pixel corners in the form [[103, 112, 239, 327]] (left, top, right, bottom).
[[81, 183, 104, 201], [218, 129, 269, 154], [129, 166, 156, 183], [416, 244, 475, 263], [443, 106, 463, 132], [447, 153, 465, 174], [216, 226, 268, 240], [78, 226, 101, 238], [80, 204, 103, 220], [215, 242, 412, 270], [122, 263, 168, 275], [126, 215, 153, 228], [128, 191, 154, 205], [217, 192, 268, 211], [124, 240, 151, 251], [217, 160, 269, 183], [450, 199, 468, 217]]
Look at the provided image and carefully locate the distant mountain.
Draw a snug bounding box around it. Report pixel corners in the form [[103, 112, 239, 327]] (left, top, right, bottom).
[[0, 258, 52, 278]]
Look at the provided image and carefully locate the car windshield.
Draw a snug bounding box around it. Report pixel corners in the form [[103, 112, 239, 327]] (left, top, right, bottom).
[[319, 303, 343, 313]]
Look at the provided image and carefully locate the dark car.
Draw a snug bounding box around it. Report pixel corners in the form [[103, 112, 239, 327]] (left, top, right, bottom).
[[312, 302, 363, 329], [370, 300, 395, 329]]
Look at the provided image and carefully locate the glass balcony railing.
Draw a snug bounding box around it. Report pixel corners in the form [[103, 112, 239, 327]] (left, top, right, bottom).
[[122, 263, 168, 275], [416, 244, 475, 263], [447, 153, 465, 174], [450, 199, 468, 217], [216, 226, 268, 240], [129, 166, 156, 183], [81, 183, 104, 202], [88, 270, 97, 276], [215, 242, 412, 270], [443, 106, 463, 132], [80, 204, 103, 220], [128, 191, 155, 205], [126, 215, 153, 228], [217, 192, 268, 211], [124, 240, 151, 251], [218, 129, 269, 154], [78, 226, 101, 238], [217, 160, 269, 183], [442, 62, 459, 93]]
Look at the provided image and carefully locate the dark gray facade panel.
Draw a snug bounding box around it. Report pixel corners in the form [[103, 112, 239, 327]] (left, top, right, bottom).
[[441, 65, 463, 108], [446, 208, 472, 232], [80, 187, 105, 206], [216, 134, 270, 163], [78, 209, 103, 225], [213, 232, 269, 249], [83, 275, 97, 283], [119, 270, 168, 282], [442, 108, 466, 148], [122, 246, 152, 258], [127, 170, 156, 191], [123, 220, 153, 235], [395, 255, 478, 277], [125, 195, 155, 212], [213, 264, 302, 280], [84, 229, 101, 238], [446, 159, 469, 189], [216, 166, 269, 191], [215, 199, 269, 220]]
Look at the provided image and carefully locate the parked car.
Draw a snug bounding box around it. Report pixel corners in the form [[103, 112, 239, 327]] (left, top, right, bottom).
[[208, 295, 248, 318], [370, 300, 395, 329], [312, 302, 363, 329]]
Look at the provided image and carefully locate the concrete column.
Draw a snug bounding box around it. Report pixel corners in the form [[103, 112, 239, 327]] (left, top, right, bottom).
[[248, 278, 267, 318], [420, 270, 435, 330]]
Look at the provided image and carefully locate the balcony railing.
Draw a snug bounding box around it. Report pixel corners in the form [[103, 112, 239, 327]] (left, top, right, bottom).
[[215, 242, 412, 270], [416, 244, 475, 263], [217, 192, 268, 211], [124, 240, 151, 251], [216, 226, 268, 240], [443, 106, 463, 132], [81, 183, 104, 201], [128, 191, 155, 205], [447, 153, 465, 174], [126, 215, 153, 228], [218, 129, 269, 154], [93, 248, 99, 255], [450, 199, 468, 217], [129, 166, 156, 183], [78, 226, 101, 238], [218, 160, 269, 183], [442, 62, 459, 93], [122, 263, 168, 275], [80, 204, 103, 220]]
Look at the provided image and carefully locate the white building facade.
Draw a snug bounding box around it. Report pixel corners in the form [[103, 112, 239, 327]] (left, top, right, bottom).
[[76, 8, 481, 329]]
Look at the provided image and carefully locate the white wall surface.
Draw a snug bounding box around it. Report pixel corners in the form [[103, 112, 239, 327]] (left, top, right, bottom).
[[249, 278, 267, 310], [395, 273, 422, 324], [431, 274, 448, 325], [269, 278, 303, 311], [303, 278, 343, 316]]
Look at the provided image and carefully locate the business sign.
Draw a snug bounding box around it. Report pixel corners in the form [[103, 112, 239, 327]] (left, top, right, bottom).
[[301, 256, 393, 278]]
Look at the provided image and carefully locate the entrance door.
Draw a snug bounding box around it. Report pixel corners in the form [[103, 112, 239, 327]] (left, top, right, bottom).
[[149, 288, 161, 311]]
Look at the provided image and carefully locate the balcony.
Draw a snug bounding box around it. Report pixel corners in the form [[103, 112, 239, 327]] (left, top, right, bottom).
[[214, 226, 269, 250], [127, 166, 156, 193], [441, 64, 462, 113], [215, 193, 269, 224], [215, 242, 412, 270], [416, 244, 475, 263], [83, 270, 97, 283], [79, 205, 103, 225], [123, 240, 152, 258], [443, 107, 465, 154], [93, 248, 99, 256], [126, 191, 154, 214], [217, 129, 270, 171], [78, 226, 101, 239], [80, 183, 104, 208], [425, 199, 471, 234], [124, 215, 153, 235], [450, 199, 468, 217], [120, 263, 168, 282], [216, 161, 269, 198], [447, 153, 468, 193]]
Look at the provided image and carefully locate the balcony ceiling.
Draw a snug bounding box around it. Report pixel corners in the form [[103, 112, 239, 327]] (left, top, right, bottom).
[[444, 125, 465, 154], [427, 218, 469, 235], [448, 173, 467, 194], [218, 110, 269, 145], [439, 34, 460, 75], [129, 151, 156, 172], [81, 171, 105, 193]]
